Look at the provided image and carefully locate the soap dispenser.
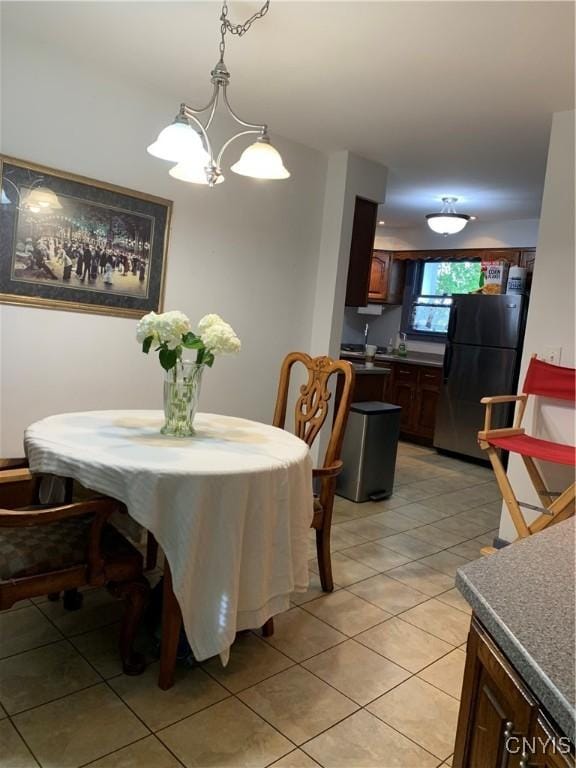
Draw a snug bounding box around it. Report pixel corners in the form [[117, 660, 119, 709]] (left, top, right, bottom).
[[398, 332, 408, 357]]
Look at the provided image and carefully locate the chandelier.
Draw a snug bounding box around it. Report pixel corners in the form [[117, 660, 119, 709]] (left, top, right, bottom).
[[147, 0, 289, 187], [426, 197, 475, 235]]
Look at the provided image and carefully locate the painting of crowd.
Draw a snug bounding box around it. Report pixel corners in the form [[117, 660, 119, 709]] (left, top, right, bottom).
[[12, 198, 153, 297]]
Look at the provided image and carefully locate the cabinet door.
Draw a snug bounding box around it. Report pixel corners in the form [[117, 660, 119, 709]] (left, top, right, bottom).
[[520, 249, 536, 290], [414, 386, 439, 439], [413, 367, 441, 439], [454, 619, 537, 768], [368, 252, 390, 302], [388, 365, 418, 432], [529, 716, 575, 768], [387, 258, 407, 304], [345, 197, 379, 307]]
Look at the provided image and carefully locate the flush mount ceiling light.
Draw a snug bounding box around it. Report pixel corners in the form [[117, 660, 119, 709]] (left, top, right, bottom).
[[426, 197, 475, 235], [147, 0, 289, 187]]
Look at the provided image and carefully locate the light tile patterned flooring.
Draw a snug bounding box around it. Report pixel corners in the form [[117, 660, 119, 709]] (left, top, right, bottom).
[[0, 443, 501, 768]]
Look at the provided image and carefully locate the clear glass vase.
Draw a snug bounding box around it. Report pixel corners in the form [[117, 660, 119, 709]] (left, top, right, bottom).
[[161, 361, 204, 437]]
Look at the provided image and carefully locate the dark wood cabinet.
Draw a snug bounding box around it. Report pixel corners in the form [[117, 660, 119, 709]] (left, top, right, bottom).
[[368, 251, 390, 302], [386, 363, 441, 442], [345, 197, 379, 307], [368, 251, 406, 304], [454, 618, 574, 768]]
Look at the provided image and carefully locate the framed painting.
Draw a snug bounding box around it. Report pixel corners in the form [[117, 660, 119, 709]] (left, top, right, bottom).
[[0, 156, 172, 318]]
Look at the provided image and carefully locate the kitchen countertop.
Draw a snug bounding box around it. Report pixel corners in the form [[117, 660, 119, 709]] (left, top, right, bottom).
[[456, 519, 576, 741], [341, 350, 444, 368]]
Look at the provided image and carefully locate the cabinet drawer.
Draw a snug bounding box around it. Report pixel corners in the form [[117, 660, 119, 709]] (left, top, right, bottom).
[[394, 365, 418, 382], [419, 367, 442, 388]]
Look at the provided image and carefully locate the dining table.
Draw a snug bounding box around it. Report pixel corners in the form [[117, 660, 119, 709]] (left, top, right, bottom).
[[24, 410, 314, 688]]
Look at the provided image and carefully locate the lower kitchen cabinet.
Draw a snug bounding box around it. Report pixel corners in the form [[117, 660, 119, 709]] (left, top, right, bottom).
[[387, 363, 441, 442], [454, 618, 574, 768]]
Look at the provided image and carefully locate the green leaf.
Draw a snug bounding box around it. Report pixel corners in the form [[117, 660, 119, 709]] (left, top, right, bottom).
[[204, 352, 215, 368], [142, 336, 153, 354], [159, 347, 179, 371], [182, 336, 204, 350]]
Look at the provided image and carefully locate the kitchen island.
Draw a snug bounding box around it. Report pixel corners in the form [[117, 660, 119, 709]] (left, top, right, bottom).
[[454, 519, 575, 767]]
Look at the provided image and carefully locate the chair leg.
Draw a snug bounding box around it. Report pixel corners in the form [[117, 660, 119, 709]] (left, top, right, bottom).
[[63, 588, 83, 611], [316, 526, 334, 592], [159, 561, 182, 690], [109, 577, 149, 676], [146, 532, 159, 571], [262, 617, 274, 637]]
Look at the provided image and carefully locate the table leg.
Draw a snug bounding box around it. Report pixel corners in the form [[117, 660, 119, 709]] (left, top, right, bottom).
[[158, 560, 182, 690]]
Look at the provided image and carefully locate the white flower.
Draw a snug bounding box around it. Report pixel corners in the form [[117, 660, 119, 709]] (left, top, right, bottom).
[[199, 318, 241, 355], [136, 311, 158, 343], [197, 313, 224, 334], [136, 310, 191, 347]]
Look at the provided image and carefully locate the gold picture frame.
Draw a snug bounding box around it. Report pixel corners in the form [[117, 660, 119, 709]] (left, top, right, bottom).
[[0, 155, 172, 318]]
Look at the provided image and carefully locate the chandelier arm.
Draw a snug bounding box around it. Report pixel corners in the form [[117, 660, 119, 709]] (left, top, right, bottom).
[[180, 83, 219, 117], [222, 86, 266, 132], [216, 128, 262, 169], [204, 89, 221, 132], [182, 108, 214, 163]]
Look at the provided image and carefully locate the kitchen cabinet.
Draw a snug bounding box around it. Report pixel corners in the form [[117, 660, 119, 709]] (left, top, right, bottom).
[[368, 251, 406, 304], [520, 248, 536, 289], [454, 618, 574, 768], [345, 197, 379, 307], [387, 363, 442, 442]]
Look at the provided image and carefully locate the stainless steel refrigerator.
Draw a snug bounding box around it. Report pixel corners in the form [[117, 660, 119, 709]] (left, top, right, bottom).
[[433, 293, 528, 461]]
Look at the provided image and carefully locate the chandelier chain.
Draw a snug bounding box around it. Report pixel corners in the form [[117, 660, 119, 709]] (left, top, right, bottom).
[[219, 0, 270, 59]]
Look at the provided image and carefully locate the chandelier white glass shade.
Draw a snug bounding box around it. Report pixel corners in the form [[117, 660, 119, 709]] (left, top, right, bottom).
[[426, 197, 473, 235], [230, 135, 289, 179], [146, 1, 289, 188], [147, 117, 207, 164]]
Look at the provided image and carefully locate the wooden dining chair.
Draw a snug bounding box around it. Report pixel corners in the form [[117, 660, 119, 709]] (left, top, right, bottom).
[[0, 465, 150, 675], [273, 352, 355, 589]]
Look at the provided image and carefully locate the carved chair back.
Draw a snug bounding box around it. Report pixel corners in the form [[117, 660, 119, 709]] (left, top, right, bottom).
[[273, 352, 355, 470]]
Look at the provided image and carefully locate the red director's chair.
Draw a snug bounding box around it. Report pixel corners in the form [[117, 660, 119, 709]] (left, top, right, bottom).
[[478, 355, 576, 551]]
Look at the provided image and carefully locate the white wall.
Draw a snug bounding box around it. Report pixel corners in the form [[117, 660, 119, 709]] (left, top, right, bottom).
[[374, 218, 539, 251], [498, 111, 575, 542], [0, 30, 328, 456], [310, 151, 388, 358]]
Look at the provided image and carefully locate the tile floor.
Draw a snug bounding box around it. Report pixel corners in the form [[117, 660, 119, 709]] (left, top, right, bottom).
[[0, 443, 500, 768]]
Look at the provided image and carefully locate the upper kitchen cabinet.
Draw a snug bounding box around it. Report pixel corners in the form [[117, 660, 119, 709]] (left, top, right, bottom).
[[345, 197, 379, 306], [369, 250, 406, 304]]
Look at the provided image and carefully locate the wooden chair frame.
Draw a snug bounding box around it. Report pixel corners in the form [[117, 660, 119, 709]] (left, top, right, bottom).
[[0, 467, 149, 674], [272, 352, 355, 594], [478, 371, 576, 548]]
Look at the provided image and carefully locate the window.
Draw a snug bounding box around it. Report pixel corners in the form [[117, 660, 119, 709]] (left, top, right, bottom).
[[402, 261, 482, 338]]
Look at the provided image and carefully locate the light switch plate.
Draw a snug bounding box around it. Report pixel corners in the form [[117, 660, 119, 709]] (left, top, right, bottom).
[[542, 347, 562, 365]]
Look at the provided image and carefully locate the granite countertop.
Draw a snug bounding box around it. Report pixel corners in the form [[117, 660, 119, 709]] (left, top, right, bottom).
[[341, 350, 444, 368], [456, 519, 575, 741]]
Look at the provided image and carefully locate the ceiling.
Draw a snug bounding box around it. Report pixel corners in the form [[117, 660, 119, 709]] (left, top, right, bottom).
[[3, 1, 574, 227]]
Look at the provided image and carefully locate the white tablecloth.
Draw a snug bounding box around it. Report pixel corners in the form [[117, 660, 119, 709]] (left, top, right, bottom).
[[24, 410, 314, 662]]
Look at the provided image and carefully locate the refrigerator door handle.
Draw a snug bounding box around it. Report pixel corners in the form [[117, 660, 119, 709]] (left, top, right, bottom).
[[443, 344, 453, 383]]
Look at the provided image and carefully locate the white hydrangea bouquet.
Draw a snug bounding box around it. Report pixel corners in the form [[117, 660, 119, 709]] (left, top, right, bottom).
[[136, 310, 241, 436]]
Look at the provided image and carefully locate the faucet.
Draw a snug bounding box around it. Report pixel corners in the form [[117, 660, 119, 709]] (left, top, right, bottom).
[[364, 323, 370, 345]]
